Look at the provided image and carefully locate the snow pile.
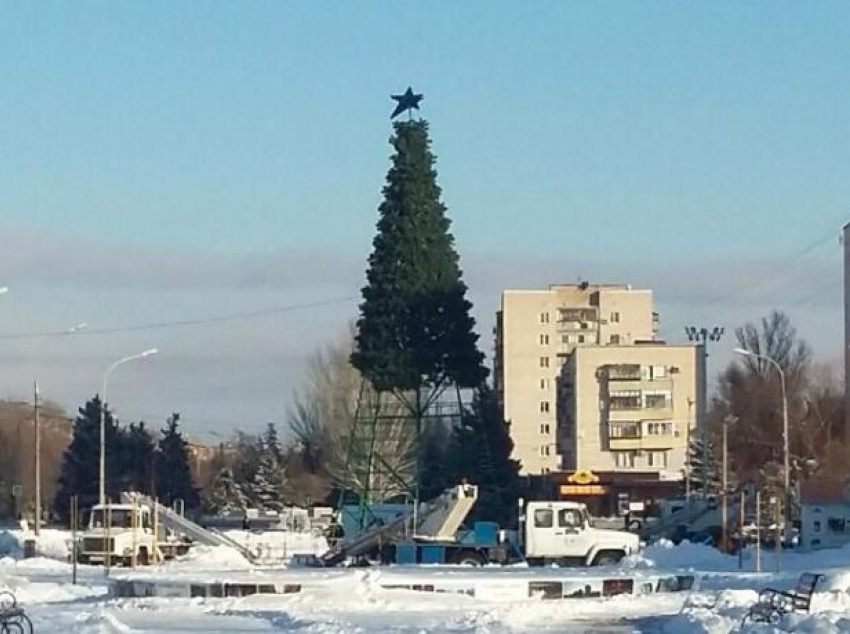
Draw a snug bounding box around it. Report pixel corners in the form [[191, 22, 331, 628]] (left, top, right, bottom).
[[0, 530, 70, 561], [662, 590, 756, 634], [664, 586, 850, 633], [623, 539, 739, 572], [222, 529, 329, 563], [162, 545, 253, 571]]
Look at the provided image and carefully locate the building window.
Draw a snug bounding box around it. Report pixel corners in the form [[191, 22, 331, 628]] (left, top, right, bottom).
[[539, 312, 550, 324], [540, 356, 550, 368], [646, 420, 673, 436], [614, 451, 636, 468], [577, 335, 586, 343], [610, 421, 640, 438], [540, 378, 548, 390], [611, 312, 620, 323], [608, 391, 641, 410], [644, 391, 670, 409], [647, 451, 668, 468], [609, 334, 621, 345], [539, 333, 550, 345], [540, 423, 551, 435], [539, 445, 551, 457], [540, 401, 550, 413]]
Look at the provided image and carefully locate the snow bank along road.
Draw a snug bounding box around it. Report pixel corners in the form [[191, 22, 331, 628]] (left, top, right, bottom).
[[7, 536, 850, 632]]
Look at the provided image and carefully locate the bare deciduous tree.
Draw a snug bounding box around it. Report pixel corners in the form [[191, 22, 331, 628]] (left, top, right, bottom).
[[288, 329, 416, 503], [712, 310, 839, 491]]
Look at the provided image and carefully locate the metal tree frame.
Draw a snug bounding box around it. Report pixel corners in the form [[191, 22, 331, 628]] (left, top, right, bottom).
[[340, 378, 467, 531]]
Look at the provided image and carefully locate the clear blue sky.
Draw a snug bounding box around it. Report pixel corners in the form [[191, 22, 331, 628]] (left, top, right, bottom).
[[0, 2, 848, 434]]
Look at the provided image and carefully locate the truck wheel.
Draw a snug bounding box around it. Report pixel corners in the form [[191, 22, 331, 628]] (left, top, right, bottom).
[[592, 550, 625, 566], [138, 547, 150, 566], [454, 551, 486, 567]]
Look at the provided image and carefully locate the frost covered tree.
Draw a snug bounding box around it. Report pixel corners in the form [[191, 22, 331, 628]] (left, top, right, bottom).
[[248, 443, 290, 513], [687, 434, 722, 495], [204, 468, 248, 515]]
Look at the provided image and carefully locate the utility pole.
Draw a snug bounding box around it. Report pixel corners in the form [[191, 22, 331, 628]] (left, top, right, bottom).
[[685, 398, 694, 501], [34, 380, 41, 537], [721, 415, 736, 552], [685, 326, 724, 497]]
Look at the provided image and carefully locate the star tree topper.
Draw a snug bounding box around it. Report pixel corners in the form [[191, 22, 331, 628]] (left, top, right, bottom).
[[390, 87, 423, 119]]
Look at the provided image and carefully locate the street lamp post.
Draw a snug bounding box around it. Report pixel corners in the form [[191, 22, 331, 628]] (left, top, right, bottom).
[[734, 347, 790, 545], [33, 322, 88, 535], [99, 349, 159, 505]]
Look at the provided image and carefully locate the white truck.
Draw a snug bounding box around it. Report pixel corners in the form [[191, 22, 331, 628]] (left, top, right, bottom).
[[76, 502, 190, 566], [522, 500, 641, 566]]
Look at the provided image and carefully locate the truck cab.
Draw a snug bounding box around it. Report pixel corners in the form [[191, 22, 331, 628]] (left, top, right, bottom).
[[524, 501, 639, 566], [78, 503, 158, 566]]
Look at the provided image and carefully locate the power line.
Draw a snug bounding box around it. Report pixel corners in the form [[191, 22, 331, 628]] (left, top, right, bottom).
[[707, 229, 839, 308], [0, 295, 358, 341]]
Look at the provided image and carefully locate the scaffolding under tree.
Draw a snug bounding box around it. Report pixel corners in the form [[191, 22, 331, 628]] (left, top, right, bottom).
[[340, 380, 468, 531]]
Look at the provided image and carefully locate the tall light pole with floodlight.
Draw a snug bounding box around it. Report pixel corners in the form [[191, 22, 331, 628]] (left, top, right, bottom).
[[684, 326, 724, 496]]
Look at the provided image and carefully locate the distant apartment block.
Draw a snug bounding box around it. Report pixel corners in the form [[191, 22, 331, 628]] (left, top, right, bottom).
[[494, 282, 699, 509], [559, 344, 697, 477]]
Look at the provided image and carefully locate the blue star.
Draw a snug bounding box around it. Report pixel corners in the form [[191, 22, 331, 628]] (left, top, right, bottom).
[[390, 87, 424, 119]]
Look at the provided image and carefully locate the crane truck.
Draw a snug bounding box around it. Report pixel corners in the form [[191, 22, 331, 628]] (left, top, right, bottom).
[[312, 484, 639, 567]]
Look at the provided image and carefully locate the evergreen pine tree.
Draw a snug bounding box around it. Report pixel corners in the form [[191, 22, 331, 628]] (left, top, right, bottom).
[[54, 396, 123, 517], [154, 413, 200, 509], [351, 119, 487, 392], [249, 443, 289, 513], [232, 431, 263, 493], [204, 467, 248, 515], [444, 387, 521, 527], [262, 423, 283, 465], [123, 422, 156, 494], [687, 433, 722, 494]]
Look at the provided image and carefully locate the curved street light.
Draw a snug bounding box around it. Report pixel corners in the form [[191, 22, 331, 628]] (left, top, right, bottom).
[[99, 348, 159, 504], [734, 347, 790, 549]]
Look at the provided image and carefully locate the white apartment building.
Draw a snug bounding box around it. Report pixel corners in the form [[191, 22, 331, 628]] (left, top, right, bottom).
[[494, 283, 660, 474]]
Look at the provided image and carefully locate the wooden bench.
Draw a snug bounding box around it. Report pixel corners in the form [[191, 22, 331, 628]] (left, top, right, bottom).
[[744, 572, 824, 625], [0, 590, 33, 634]]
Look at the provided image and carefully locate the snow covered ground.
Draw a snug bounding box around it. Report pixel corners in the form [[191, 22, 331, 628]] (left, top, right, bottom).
[[5, 532, 850, 632]]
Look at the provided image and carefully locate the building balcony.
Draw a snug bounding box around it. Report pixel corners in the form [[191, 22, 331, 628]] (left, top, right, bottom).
[[601, 364, 641, 380], [608, 435, 676, 451], [601, 378, 674, 391], [608, 406, 674, 421], [558, 307, 598, 322]]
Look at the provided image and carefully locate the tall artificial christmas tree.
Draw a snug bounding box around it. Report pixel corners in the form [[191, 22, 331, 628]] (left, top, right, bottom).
[[351, 116, 486, 392], [345, 91, 488, 521]]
